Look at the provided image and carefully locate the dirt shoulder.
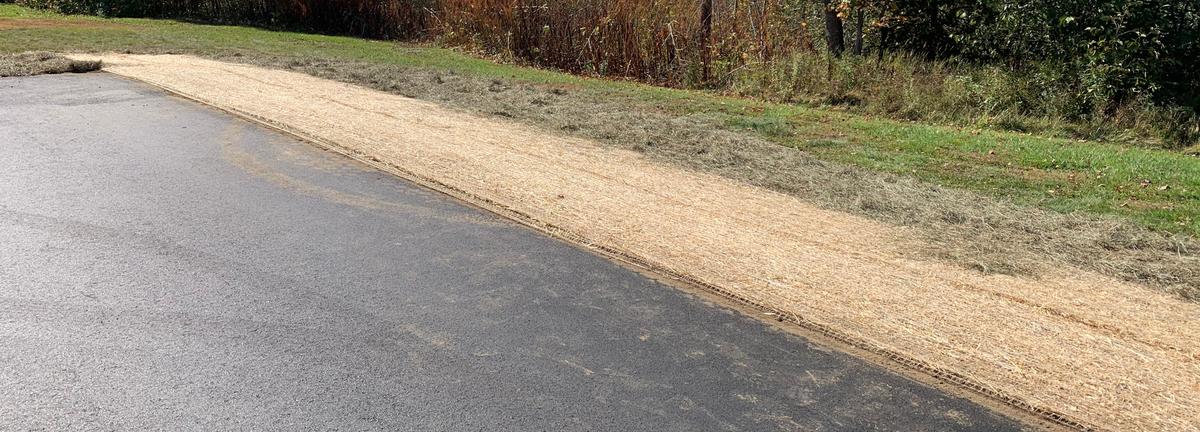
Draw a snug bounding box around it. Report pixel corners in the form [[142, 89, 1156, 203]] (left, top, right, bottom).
[[75, 54, 1200, 432]]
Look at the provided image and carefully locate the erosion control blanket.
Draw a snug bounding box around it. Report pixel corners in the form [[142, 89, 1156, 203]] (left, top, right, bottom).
[[75, 54, 1200, 432]]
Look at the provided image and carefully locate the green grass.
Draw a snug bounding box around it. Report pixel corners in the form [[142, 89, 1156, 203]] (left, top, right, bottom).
[[709, 101, 1198, 234], [2, 4, 1197, 235]]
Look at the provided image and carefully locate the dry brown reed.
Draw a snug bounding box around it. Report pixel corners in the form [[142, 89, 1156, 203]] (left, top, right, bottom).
[[437, 0, 792, 86]]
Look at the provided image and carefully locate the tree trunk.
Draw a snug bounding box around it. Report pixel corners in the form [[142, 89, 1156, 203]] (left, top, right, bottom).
[[823, 0, 845, 57], [854, 8, 864, 56], [877, 26, 887, 61], [700, 0, 713, 82], [924, 0, 940, 57]]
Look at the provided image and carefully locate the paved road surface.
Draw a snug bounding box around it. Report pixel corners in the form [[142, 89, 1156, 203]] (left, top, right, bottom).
[[0, 73, 1027, 431]]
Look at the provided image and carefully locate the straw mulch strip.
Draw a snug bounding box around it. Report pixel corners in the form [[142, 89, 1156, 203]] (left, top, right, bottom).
[[76, 54, 1200, 432]]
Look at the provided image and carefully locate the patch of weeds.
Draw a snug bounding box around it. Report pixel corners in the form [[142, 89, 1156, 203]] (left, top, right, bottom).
[[725, 114, 798, 139], [801, 138, 850, 149], [0, 51, 100, 77]]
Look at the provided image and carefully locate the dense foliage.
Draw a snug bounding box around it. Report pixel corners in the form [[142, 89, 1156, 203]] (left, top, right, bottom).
[[15, 0, 1200, 147], [17, 0, 433, 38], [882, 0, 1199, 123]]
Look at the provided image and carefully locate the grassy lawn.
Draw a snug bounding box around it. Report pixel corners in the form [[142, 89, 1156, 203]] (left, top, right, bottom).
[[1, 4, 1197, 237]]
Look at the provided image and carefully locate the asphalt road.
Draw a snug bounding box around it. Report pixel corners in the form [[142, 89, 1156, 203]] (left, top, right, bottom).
[[0, 73, 1028, 431]]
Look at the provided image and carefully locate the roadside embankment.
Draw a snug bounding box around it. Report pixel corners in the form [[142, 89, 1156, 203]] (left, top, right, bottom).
[[74, 54, 1200, 432]]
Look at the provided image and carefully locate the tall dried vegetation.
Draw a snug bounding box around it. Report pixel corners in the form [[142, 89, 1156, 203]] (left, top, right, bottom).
[[18, 0, 1200, 147]]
